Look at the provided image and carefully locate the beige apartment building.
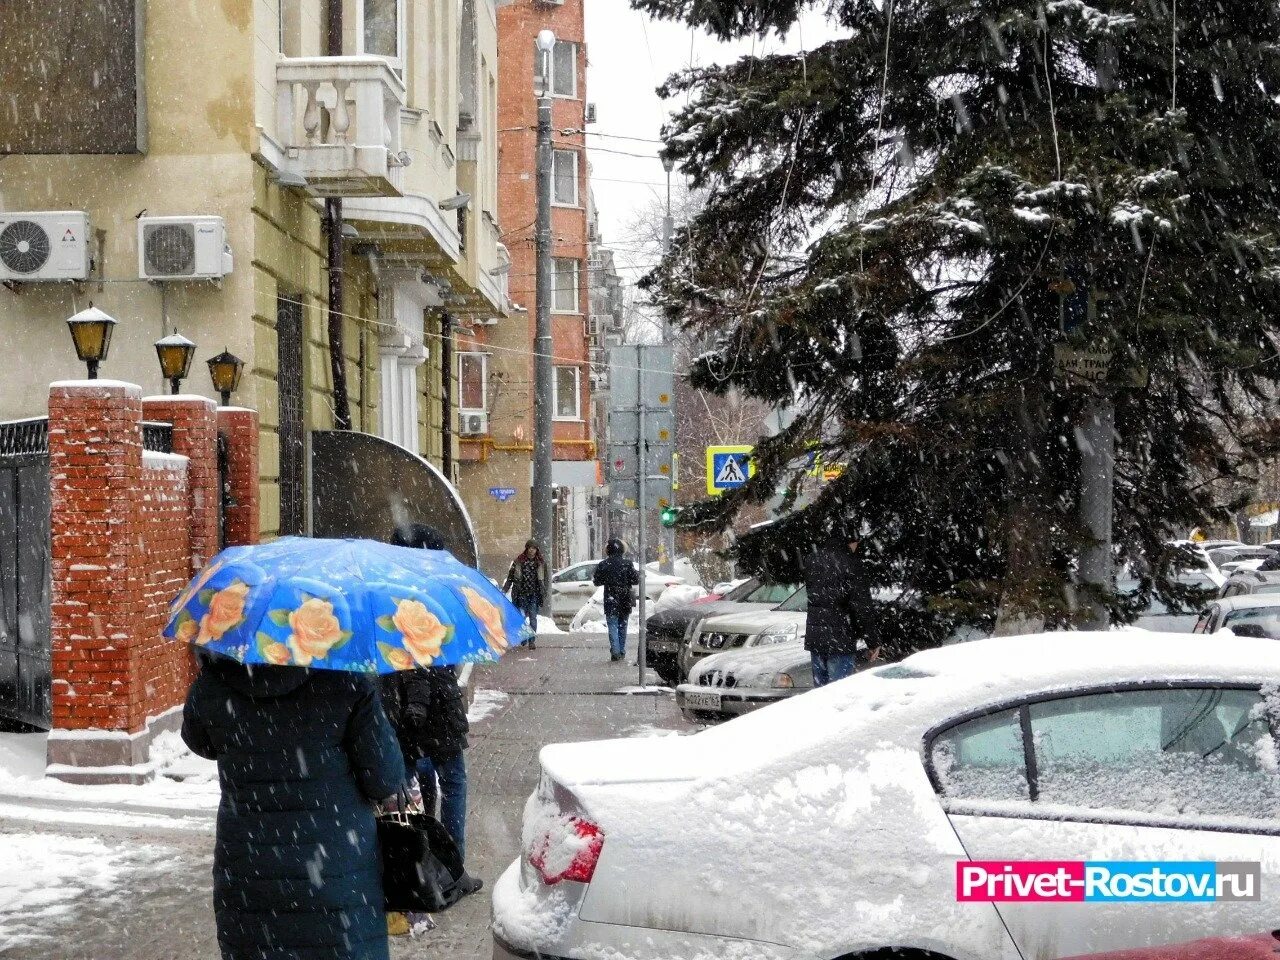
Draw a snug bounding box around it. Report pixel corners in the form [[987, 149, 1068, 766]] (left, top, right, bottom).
[[0, 0, 508, 540]]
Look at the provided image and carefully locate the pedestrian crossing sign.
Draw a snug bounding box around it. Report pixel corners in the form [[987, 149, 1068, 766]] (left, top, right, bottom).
[[706, 445, 754, 495]]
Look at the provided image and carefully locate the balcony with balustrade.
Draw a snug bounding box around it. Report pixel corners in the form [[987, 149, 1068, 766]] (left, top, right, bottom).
[[275, 56, 407, 198]]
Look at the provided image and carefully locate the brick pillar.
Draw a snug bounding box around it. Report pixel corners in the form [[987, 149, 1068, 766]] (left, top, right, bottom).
[[48, 382, 145, 739], [218, 407, 261, 546], [143, 396, 219, 572]]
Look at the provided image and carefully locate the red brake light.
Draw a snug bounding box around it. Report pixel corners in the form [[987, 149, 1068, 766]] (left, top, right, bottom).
[[528, 816, 605, 885]]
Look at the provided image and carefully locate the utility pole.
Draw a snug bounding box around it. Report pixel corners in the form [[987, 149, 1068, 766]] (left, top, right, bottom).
[[658, 155, 676, 575], [636, 342, 648, 686], [532, 29, 556, 565], [1077, 392, 1115, 630]]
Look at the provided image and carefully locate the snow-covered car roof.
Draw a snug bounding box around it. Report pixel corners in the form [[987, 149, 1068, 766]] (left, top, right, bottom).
[[1212, 593, 1280, 613]]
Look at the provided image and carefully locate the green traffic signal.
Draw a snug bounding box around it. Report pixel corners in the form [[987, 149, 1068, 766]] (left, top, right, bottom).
[[660, 506, 680, 528]]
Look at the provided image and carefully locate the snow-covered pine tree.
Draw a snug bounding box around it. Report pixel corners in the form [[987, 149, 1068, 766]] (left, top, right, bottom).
[[638, 0, 1280, 647]]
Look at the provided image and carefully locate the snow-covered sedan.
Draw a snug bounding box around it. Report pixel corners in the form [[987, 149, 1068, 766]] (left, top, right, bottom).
[[675, 642, 812, 722], [493, 632, 1280, 960], [678, 585, 808, 680]]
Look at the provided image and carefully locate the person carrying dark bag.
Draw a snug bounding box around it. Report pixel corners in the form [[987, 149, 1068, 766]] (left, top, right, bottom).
[[802, 524, 880, 687], [379, 667, 482, 896]]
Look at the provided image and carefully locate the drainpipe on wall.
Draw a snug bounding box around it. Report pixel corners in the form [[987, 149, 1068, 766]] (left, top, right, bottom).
[[441, 310, 453, 478], [325, 0, 352, 430]]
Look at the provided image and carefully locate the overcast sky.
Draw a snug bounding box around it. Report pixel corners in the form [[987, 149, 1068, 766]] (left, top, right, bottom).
[[584, 0, 837, 280]]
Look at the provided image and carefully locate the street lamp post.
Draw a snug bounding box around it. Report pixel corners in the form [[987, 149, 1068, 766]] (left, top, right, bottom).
[[658, 155, 677, 576], [532, 28, 556, 570], [155, 331, 197, 395], [207, 349, 245, 406], [65, 306, 118, 380]]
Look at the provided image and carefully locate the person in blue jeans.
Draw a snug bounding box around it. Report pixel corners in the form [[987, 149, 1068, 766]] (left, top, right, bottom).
[[502, 540, 547, 650], [803, 525, 880, 686], [593, 538, 639, 662]]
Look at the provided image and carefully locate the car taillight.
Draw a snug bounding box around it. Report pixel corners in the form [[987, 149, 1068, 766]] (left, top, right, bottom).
[[528, 816, 605, 885]]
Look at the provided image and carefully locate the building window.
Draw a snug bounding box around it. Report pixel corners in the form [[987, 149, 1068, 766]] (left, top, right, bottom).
[[554, 366, 581, 420], [360, 0, 404, 67], [458, 352, 487, 412], [533, 40, 577, 97], [553, 258, 579, 313], [553, 149, 578, 206]]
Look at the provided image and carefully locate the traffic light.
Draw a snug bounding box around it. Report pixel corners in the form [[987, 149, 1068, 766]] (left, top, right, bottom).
[[660, 505, 680, 528]]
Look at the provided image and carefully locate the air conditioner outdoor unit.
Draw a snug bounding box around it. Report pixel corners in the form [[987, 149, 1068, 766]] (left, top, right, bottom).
[[138, 215, 233, 281], [585, 103, 598, 124], [0, 211, 91, 282], [459, 411, 489, 436], [584, 315, 601, 338]]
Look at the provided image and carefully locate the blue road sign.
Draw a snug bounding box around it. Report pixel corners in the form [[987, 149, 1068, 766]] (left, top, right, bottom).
[[489, 487, 517, 502]]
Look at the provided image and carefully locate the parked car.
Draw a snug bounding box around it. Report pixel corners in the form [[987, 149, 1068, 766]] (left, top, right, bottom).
[[493, 632, 1280, 960], [549, 560, 685, 624], [642, 579, 798, 687], [1114, 573, 1216, 632], [1202, 545, 1276, 583], [1194, 593, 1280, 639], [676, 642, 813, 723], [678, 585, 808, 682], [1219, 569, 1280, 599]]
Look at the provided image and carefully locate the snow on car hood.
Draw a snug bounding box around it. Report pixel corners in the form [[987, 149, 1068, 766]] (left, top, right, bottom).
[[687, 643, 809, 686]]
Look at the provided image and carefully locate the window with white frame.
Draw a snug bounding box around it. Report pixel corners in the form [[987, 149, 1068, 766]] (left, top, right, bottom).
[[360, 0, 404, 67], [458, 352, 487, 412], [553, 149, 578, 206], [552, 258, 580, 312], [533, 40, 577, 98], [554, 366, 581, 420]]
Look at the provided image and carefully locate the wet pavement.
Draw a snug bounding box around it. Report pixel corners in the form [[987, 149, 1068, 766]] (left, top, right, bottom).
[[0, 630, 690, 960]]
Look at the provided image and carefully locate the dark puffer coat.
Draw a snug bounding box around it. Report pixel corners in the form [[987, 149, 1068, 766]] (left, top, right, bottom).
[[182, 658, 405, 960], [802, 539, 875, 657], [379, 665, 470, 763], [593, 555, 639, 618]]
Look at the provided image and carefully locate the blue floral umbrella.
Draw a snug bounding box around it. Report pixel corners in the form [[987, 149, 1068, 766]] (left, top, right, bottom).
[[163, 537, 530, 672]]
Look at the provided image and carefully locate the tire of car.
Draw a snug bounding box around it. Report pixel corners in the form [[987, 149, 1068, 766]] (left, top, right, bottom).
[[836, 950, 959, 960], [649, 654, 680, 687]]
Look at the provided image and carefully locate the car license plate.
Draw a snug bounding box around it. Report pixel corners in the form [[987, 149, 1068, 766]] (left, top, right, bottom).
[[683, 691, 721, 711]]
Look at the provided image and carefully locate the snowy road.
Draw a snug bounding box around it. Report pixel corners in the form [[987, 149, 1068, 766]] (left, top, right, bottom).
[[0, 630, 690, 959]]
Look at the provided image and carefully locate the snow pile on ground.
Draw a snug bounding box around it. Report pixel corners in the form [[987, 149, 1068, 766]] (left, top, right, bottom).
[[625, 723, 684, 738], [536, 615, 565, 635], [0, 833, 163, 951], [468, 688, 510, 724], [0, 732, 47, 780], [651, 583, 708, 614], [150, 729, 217, 782]]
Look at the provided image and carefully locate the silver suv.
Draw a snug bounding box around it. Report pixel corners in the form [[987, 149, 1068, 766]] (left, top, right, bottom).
[[1219, 569, 1280, 599]]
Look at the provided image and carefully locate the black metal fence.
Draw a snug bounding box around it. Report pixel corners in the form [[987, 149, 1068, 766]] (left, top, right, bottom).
[[0, 418, 51, 731]]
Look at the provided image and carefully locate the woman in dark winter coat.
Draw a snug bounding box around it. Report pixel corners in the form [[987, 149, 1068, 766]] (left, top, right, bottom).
[[502, 540, 547, 648], [380, 665, 481, 894], [182, 655, 405, 960]]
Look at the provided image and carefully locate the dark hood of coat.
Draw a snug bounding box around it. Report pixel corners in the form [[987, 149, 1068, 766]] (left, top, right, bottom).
[[202, 655, 309, 700]]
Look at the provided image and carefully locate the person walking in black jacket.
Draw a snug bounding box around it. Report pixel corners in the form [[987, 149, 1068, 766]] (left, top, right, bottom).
[[182, 655, 404, 960], [502, 540, 547, 649], [802, 527, 880, 687], [593, 538, 639, 662]]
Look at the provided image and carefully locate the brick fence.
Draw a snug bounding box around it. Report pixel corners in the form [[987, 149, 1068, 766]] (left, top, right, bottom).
[[45, 382, 259, 784]]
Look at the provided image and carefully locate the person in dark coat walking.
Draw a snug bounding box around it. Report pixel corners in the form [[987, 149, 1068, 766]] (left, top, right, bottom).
[[593, 538, 639, 662], [182, 654, 404, 960], [380, 665, 482, 895], [802, 528, 880, 687], [502, 540, 547, 649]]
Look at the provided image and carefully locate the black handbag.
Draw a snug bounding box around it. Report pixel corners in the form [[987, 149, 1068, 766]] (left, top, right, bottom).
[[377, 800, 466, 913]]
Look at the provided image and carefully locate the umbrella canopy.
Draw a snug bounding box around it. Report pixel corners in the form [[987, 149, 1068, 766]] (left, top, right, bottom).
[[163, 537, 530, 672]]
